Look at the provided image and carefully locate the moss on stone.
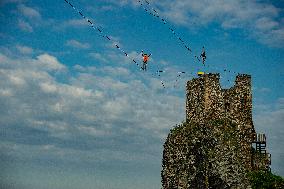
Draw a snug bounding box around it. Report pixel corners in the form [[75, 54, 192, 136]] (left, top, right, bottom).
[[248, 171, 284, 189]]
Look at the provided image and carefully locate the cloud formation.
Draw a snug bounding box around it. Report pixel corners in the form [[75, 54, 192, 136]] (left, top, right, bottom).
[[55, 19, 89, 31], [0, 50, 184, 169], [66, 39, 91, 49], [18, 19, 33, 32], [115, 0, 284, 47], [36, 53, 67, 71], [18, 4, 41, 19], [160, 0, 284, 47], [254, 98, 284, 176], [16, 45, 34, 55]]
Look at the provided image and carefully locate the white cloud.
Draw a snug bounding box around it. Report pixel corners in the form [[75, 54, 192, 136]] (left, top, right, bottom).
[[0, 53, 9, 65], [66, 39, 91, 49], [102, 96, 131, 118], [55, 19, 89, 30], [102, 0, 139, 8], [18, 19, 33, 32], [0, 89, 13, 97], [61, 84, 93, 98], [18, 4, 41, 19], [278, 98, 284, 108], [89, 52, 109, 63], [255, 17, 279, 31], [0, 49, 184, 166], [36, 53, 66, 71], [39, 82, 57, 93], [254, 98, 284, 176], [0, 49, 191, 189], [102, 66, 130, 76], [78, 125, 108, 137], [16, 45, 33, 54], [8, 74, 26, 86], [66, 19, 87, 26], [1, 46, 282, 178], [118, 0, 284, 47], [100, 5, 115, 11]]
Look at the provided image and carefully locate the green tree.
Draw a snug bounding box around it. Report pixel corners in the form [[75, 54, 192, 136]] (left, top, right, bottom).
[[248, 171, 284, 189]]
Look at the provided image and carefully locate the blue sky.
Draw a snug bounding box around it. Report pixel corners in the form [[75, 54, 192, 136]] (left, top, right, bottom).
[[0, 0, 284, 188]]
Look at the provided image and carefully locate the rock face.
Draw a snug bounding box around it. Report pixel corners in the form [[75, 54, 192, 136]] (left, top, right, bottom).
[[162, 120, 251, 189], [161, 73, 271, 189]]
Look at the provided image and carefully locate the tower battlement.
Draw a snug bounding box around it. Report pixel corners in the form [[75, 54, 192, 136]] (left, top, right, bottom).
[[186, 73, 253, 127], [185, 73, 271, 171]]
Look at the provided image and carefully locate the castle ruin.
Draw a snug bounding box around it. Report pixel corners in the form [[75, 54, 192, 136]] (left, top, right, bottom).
[[185, 73, 271, 171], [162, 73, 271, 189]]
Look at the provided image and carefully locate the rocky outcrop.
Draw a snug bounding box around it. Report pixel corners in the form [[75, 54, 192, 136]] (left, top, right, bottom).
[[161, 120, 251, 189]]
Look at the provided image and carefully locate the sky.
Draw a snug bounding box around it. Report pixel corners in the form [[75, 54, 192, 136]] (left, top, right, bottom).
[[0, 0, 284, 188]]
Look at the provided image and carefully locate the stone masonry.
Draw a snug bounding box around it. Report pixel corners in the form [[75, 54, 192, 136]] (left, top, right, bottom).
[[185, 73, 255, 170], [162, 73, 271, 189], [186, 73, 253, 127]]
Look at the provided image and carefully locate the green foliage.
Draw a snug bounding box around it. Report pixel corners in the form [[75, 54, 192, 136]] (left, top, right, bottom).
[[248, 171, 284, 189]]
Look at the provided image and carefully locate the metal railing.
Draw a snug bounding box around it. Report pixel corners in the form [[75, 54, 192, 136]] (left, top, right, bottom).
[[252, 133, 266, 143]]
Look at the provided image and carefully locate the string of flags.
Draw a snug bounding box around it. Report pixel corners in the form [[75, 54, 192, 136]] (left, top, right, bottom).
[[174, 71, 186, 88], [63, 0, 174, 88], [138, 0, 238, 76], [63, 0, 141, 68], [63, 0, 238, 89], [137, 0, 202, 63]]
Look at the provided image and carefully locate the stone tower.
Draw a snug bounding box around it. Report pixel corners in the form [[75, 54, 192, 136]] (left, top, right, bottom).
[[186, 73, 253, 128], [162, 73, 271, 189], [185, 73, 269, 171], [186, 73, 271, 169]]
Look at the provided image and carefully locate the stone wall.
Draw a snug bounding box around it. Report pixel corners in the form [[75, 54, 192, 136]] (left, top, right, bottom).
[[185, 73, 255, 170], [186, 73, 253, 126], [162, 121, 251, 189]]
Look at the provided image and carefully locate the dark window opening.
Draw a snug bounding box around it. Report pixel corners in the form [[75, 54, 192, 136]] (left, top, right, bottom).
[[225, 102, 230, 110]]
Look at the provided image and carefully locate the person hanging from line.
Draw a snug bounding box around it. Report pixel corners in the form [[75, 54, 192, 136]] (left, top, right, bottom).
[[141, 50, 152, 71], [200, 46, 206, 66]]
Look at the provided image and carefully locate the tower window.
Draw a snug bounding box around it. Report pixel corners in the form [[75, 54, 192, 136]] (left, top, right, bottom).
[[225, 102, 230, 110]]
